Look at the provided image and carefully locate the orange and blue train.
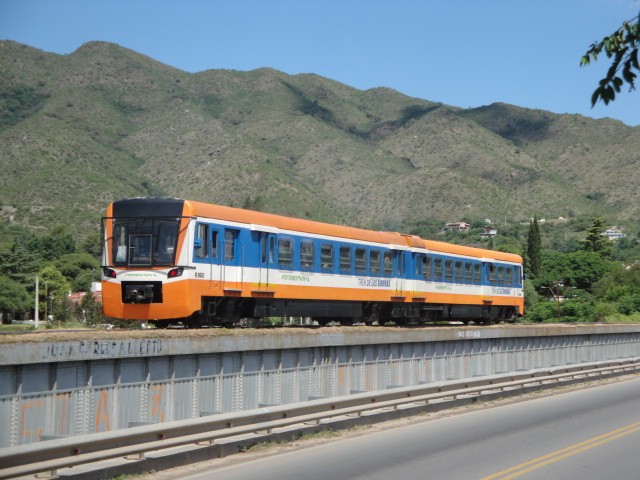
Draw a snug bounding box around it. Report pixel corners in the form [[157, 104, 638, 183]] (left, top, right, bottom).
[[101, 197, 524, 327]]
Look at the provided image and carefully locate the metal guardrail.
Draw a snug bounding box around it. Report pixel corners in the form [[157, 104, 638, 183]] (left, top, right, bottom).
[[1, 358, 639, 480]]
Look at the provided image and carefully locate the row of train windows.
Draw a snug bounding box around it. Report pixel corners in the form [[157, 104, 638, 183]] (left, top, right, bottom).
[[193, 224, 520, 286], [274, 238, 397, 275], [420, 255, 519, 286], [275, 239, 519, 286], [194, 226, 237, 261]]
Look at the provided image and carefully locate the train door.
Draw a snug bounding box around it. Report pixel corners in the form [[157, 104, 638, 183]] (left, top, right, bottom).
[[258, 232, 276, 288], [393, 250, 406, 295], [209, 228, 221, 288], [482, 259, 495, 302], [222, 228, 242, 291], [412, 252, 426, 298]]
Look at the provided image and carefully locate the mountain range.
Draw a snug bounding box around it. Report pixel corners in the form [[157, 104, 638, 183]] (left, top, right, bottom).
[[1, 40, 639, 240]]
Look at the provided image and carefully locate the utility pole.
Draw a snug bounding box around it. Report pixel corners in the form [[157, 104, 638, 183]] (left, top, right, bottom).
[[34, 275, 39, 328]]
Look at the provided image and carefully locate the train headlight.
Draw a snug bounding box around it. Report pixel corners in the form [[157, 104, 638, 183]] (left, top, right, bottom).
[[103, 267, 117, 278], [168, 267, 184, 278]]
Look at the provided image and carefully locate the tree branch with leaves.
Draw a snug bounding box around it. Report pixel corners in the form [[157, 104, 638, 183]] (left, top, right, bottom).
[[581, 12, 640, 105]]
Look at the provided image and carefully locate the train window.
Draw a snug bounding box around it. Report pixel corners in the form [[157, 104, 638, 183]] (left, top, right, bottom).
[[488, 264, 496, 284], [269, 236, 275, 263], [497, 266, 506, 285], [474, 263, 482, 284], [300, 240, 314, 270], [415, 254, 423, 277], [434, 257, 443, 281], [225, 230, 236, 261], [396, 252, 405, 276], [195, 223, 208, 259], [261, 235, 267, 263], [211, 231, 218, 259], [340, 246, 351, 273], [321, 243, 333, 271], [465, 262, 473, 283], [278, 238, 292, 267], [445, 259, 454, 282], [455, 260, 463, 283], [398, 252, 405, 276], [506, 267, 513, 286], [424, 256, 433, 280], [383, 251, 393, 276], [355, 248, 366, 274], [370, 250, 381, 274]]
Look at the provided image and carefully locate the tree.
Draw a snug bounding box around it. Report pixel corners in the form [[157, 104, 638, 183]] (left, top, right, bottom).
[[80, 233, 102, 258], [28, 225, 76, 261], [0, 236, 42, 286], [0, 275, 31, 323], [38, 265, 72, 322], [54, 253, 100, 291], [581, 11, 640, 105], [75, 292, 106, 326], [526, 216, 542, 279], [536, 250, 613, 294], [581, 218, 613, 258]]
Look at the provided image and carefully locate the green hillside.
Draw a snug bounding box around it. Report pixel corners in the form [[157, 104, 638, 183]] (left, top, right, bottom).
[[1, 40, 638, 241]]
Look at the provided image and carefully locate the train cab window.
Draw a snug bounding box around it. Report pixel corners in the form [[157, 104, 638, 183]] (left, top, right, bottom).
[[455, 260, 463, 283], [370, 250, 381, 274], [424, 256, 433, 281], [465, 262, 473, 283], [321, 243, 333, 272], [195, 223, 209, 259], [474, 263, 482, 284], [355, 248, 366, 274], [506, 267, 513, 286], [445, 260, 454, 282], [383, 251, 393, 276], [261, 235, 267, 263], [434, 258, 443, 281], [278, 238, 292, 268], [340, 246, 352, 273], [300, 240, 314, 270]]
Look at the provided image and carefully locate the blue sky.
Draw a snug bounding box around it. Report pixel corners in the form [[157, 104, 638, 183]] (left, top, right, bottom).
[[1, 0, 639, 126]]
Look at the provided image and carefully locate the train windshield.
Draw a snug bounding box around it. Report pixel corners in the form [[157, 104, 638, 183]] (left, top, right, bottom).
[[112, 218, 179, 267]]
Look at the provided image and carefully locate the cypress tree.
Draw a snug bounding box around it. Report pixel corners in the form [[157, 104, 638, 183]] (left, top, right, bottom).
[[527, 216, 542, 278], [581, 217, 613, 258]]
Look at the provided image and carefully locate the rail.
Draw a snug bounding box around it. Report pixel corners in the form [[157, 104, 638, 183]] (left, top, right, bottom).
[[1, 358, 639, 480]]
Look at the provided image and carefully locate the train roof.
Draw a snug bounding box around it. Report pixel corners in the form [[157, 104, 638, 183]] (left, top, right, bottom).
[[183, 200, 522, 264], [184, 200, 405, 246], [106, 198, 521, 264]]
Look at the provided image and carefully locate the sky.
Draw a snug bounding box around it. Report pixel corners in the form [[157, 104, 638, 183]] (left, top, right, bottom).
[[1, 0, 639, 126]]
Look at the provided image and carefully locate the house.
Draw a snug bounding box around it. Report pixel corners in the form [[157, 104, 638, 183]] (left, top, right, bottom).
[[480, 226, 498, 238], [602, 228, 626, 241], [444, 222, 470, 231]]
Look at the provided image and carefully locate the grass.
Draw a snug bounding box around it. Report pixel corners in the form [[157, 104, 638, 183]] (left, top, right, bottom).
[[0, 324, 35, 333]]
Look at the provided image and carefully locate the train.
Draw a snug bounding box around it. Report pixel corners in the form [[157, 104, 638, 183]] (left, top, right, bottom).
[[101, 197, 524, 328]]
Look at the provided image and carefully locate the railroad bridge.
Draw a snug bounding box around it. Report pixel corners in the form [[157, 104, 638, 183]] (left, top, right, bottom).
[[1, 324, 640, 448]]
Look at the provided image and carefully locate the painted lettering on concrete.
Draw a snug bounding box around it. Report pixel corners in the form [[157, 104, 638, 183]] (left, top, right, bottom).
[[42, 339, 163, 360]]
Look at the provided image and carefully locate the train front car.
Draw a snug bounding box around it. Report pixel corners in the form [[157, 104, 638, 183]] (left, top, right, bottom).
[[101, 198, 193, 327]]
